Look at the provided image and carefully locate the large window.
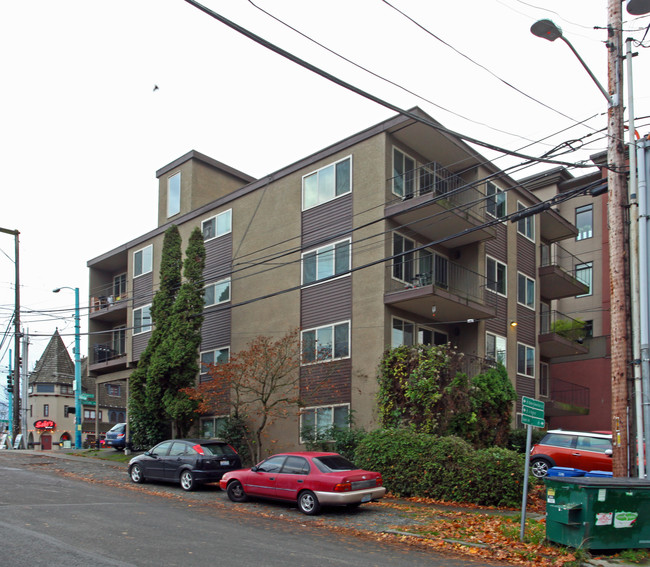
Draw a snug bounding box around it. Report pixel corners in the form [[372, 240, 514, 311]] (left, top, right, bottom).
[[114, 273, 127, 298], [576, 205, 593, 241], [202, 209, 232, 241], [201, 416, 228, 438], [106, 384, 121, 397], [134, 245, 153, 278], [200, 347, 230, 381], [392, 233, 415, 283], [392, 148, 416, 199], [486, 332, 506, 365], [300, 404, 349, 442], [302, 239, 350, 285], [167, 172, 181, 217], [392, 317, 415, 347], [302, 157, 351, 210], [301, 321, 350, 364], [486, 181, 506, 219], [517, 201, 534, 240], [575, 262, 593, 297], [517, 343, 535, 377], [133, 304, 152, 335], [205, 278, 231, 307], [486, 256, 507, 296], [112, 326, 126, 355], [517, 273, 535, 309]]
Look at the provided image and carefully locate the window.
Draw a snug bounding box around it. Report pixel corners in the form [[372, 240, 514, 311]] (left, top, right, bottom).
[[517, 201, 534, 240], [540, 362, 549, 397], [300, 404, 349, 442], [486, 333, 506, 365], [486, 257, 507, 296], [202, 209, 232, 241], [486, 181, 506, 218], [302, 156, 351, 210], [112, 326, 126, 355], [282, 455, 310, 475], [392, 317, 415, 347], [134, 245, 153, 278], [106, 384, 121, 397], [200, 348, 230, 381], [37, 384, 55, 393], [517, 273, 535, 309], [584, 320, 594, 338], [576, 262, 593, 296], [201, 416, 228, 438], [392, 233, 415, 282], [419, 328, 448, 346], [167, 172, 181, 217], [205, 278, 231, 307], [43, 404, 49, 417], [576, 205, 593, 241], [301, 322, 350, 364], [392, 148, 416, 199], [60, 385, 73, 395], [114, 273, 127, 298], [417, 249, 448, 288], [302, 239, 350, 285], [83, 410, 102, 420], [517, 343, 535, 377], [133, 304, 152, 334]]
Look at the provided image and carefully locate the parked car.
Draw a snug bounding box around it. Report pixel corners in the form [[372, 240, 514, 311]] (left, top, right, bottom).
[[219, 451, 386, 515], [530, 429, 612, 478], [128, 439, 241, 491], [105, 423, 127, 450]]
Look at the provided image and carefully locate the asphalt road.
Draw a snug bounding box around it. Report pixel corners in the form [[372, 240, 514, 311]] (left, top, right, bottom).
[[0, 451, 502, 567]]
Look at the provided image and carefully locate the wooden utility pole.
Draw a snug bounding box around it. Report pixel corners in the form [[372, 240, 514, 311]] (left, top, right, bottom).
[[607, 0, 629, 476]]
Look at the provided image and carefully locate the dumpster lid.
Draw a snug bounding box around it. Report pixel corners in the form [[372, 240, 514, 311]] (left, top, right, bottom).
[[545, 476, 650, 488]]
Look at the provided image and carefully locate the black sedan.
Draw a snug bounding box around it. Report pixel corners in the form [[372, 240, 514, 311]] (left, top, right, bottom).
[[128, 439, 241, 491]]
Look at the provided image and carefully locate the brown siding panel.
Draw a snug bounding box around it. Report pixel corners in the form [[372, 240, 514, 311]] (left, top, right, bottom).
[[133, 273, 153, 308], [301, 278, 352, 329], [300, 359, 352, 406], [517, 236, 536, 276], [201, 308, 232, 350], [485, 294, 508, 336], [517, 305, 536, 344], [205, 233, 232, 281], [515, 376, 536, 409], [301, 194, 353, 249], [485, 223, 507, 262], [132, 332, 150, 362]]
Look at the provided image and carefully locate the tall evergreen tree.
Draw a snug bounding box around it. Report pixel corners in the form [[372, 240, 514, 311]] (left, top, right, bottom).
[[129, 225, 182, 448], [160, 227, 206, 436]]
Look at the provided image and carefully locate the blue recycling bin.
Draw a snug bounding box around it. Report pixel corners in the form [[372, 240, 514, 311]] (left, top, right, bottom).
[[547, 467, 586, 478]]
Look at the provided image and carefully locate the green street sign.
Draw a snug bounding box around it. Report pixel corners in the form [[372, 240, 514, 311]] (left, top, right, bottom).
[[79, 393, 94, 401], [521, 396, 545, 428]]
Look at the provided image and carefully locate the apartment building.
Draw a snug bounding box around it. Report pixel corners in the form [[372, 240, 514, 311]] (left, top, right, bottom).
[[524, 164, 611, 431], [26, 331, 127, 449], [87, 108, 589, 452]]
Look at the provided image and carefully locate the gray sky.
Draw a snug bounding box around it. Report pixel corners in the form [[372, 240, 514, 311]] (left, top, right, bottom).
[[1, 0, 649, 398]]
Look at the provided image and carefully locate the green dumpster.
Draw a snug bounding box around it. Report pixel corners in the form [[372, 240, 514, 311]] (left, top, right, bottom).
[[544, 476, 650, 550]]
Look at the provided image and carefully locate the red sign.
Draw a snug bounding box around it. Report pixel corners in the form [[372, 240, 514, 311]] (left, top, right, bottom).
[[34, 419, 56, 431]]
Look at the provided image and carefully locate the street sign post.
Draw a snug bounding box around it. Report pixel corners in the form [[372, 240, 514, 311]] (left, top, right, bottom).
[[520, 396, 545, 541]]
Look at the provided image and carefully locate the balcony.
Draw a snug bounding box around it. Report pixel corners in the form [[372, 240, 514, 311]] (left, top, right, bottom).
[[539, 310, 589, 358], [545, 378, 590, 416], [385, 162, 496, 249], [89, 293, 129, 324], [89, 341, 127, 374], [539, 243, 589, 300], [385, 256, 497, 322]]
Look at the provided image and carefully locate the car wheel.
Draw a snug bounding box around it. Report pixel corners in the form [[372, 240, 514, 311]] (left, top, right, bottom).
[[129, 464, 145, 484], [298, 490, 321, 515], [226, 480, 248, 502], [531, 457, 552, 478], [180, 470, 196, 491]]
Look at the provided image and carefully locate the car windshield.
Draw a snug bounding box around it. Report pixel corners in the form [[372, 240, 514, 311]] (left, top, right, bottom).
[[312, 455, 356, 472], [200, 443, 236, 456]]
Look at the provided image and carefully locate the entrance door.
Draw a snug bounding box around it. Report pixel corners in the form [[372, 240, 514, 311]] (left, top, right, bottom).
[[41, 435, 52, 450]]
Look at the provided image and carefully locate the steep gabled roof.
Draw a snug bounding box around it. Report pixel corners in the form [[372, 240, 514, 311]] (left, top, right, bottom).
[[29, 330, 74, 385]]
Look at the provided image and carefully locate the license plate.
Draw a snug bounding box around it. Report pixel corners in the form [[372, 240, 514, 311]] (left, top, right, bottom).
[[361, 494, 371, 503], [220, 460, 230, 466]]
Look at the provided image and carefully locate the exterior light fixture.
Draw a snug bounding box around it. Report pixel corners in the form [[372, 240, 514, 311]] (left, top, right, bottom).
[[510, 321, 518, 328], [626, 0, 650, 15]]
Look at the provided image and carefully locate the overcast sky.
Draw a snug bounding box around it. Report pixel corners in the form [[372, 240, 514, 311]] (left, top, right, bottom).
[[1, 0, 649, 401]]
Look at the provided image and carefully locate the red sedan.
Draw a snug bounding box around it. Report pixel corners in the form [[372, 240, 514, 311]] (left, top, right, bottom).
[[219, 451, 386, 515]]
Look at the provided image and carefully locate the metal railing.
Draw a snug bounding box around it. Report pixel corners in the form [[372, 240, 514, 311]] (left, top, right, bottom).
[[540, 309, 587, 341], [550, 377, 590, 411], [540, 242, 588, 274], [387, 255, 494, 307], [388, 161, 485, 220], [91, 341, 126, 365]]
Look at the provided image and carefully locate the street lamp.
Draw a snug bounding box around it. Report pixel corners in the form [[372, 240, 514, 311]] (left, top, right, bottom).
[[530, 19, 613, 105], [53, 286, 82, 449]]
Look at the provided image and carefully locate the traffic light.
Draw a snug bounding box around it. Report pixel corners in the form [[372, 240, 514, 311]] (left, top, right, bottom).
[[6, 372, 12, 393]]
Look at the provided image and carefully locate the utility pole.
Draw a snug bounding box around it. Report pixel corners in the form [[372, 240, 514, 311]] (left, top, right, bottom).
[[0, 227, 21, 443], [607, 0, 629, 476]]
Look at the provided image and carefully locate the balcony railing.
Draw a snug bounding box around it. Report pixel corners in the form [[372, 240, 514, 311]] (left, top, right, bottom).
[[540, 242, 587, 273], [549, 377, 590, 414], [388, 161, 485, 220], [540, 310, 587, 341], [91, 342, 126, 365]]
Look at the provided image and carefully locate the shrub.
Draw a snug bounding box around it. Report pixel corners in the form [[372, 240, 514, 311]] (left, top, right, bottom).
[[508, 428, 546, 454], [354, 428, 524, 507]]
